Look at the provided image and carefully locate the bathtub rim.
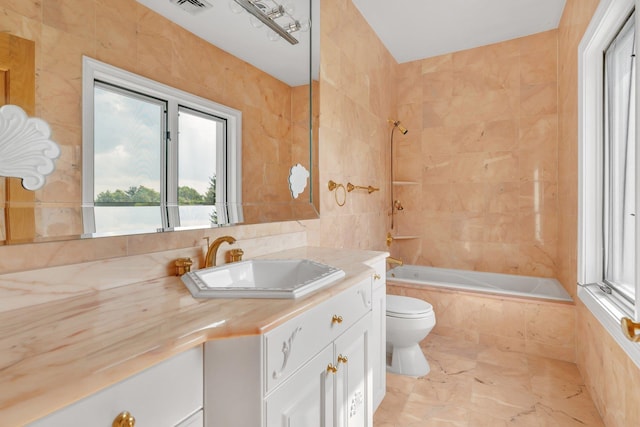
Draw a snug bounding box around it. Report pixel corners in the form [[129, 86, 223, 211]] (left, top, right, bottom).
[[386, 266, 575, 305]]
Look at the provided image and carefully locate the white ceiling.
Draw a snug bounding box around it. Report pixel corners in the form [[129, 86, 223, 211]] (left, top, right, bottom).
[[351, 0, 568, 63], [137, 0, 567, 85], [136, 0, 316, 86]]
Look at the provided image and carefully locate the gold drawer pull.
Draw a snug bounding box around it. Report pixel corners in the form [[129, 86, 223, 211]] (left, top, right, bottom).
[[331, 315, 343, 324], [373, 273, 381, 280], [337, 354, 348, 364], [622, 317, 640, 342], [327, 363, 338, 374], [113, 411, 135, 427]]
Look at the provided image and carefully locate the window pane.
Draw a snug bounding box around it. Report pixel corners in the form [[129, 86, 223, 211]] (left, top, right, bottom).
[[604, 11, 636, 302], [178, 106, 224, 226], [93, 82, 165, 234]]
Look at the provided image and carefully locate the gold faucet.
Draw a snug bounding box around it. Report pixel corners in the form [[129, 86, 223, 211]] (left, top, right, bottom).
[[386, 256, 403, 267], [204, 236, 236, 267]]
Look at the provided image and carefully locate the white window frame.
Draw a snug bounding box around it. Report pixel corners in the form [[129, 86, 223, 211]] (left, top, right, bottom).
[[578, 0, 640, 368], [81, 57, 243, 236]]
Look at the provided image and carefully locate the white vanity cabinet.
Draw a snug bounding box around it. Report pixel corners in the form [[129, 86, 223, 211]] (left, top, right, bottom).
[[204, 277, 374, 427], [334, 312, 372, 426], [265, 343, 335, 425], [28, 346, 204, 427], [366, 258, 387, 411], [265, 312, 372, 427]]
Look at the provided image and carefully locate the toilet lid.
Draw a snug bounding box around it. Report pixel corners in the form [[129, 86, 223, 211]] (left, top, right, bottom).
[[386, 295, 433, 318]]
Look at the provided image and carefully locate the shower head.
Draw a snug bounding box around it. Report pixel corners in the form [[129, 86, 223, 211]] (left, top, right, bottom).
[[388, 119, 408, 135]]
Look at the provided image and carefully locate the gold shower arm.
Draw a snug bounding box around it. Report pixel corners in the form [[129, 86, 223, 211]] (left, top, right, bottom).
[[386, 256, 403, 267], [347, 182, 379, 193]]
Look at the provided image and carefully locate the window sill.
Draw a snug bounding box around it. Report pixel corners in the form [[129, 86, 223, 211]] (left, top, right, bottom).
[[578, 285, 640, 369]]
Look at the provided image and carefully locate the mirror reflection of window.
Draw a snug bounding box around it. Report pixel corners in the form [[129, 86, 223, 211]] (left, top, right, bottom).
[[177, 107, 224, 227], [93, 82, 165, 235], [82, 57, 242, 237]]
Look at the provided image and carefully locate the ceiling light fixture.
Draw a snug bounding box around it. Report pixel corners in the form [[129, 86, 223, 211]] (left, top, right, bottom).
[[232, 0, 306, 45]]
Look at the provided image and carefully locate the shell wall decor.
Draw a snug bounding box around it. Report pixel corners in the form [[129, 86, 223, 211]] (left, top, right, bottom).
[[288, 163, 309, 199], [0, 105, 61, 191]]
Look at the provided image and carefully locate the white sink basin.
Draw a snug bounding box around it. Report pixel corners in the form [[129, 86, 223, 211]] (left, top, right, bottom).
[[181, 259, 346, 299]]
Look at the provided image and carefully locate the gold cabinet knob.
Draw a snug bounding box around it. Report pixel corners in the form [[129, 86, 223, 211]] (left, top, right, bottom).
[[337, 354, 348, 364], [373, 273, 381, 280], [113, 411, 135, 427], [331, 315, 343, 324], [327, 363, 338, 374]]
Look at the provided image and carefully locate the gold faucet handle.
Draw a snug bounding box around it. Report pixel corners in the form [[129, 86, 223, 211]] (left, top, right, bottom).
[[174, 257, 193, 276], [228, 248, 244, 263]]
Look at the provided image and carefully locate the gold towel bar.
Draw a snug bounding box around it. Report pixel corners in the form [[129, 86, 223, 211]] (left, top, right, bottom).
[[347, 182, 379, 193], [328, 180, 346, 206]]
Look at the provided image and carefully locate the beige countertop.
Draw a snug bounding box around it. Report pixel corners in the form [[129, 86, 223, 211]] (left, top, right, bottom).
[[0, 246, 387, 426]]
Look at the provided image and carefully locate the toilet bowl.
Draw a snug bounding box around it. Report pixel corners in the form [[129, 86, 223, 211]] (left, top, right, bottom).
[[386, 295, 436, 376]]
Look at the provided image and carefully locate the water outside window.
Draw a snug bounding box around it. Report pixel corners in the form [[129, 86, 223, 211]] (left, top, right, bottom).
[[177, 106, 223, 227], [93, 82, 165, 234]]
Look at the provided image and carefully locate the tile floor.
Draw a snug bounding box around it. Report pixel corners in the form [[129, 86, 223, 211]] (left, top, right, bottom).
[[373, 334, 605, 426]]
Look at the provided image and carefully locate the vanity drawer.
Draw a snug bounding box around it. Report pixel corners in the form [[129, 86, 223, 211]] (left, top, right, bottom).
[[29, 346, 203, 427], [264, 277, 371, 394]]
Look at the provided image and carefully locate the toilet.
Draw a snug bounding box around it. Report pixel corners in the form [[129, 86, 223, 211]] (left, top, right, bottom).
[[386, 295, 436, 377]]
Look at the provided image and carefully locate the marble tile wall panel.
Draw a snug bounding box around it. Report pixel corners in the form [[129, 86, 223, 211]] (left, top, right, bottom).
[[392, 30, 560, 280], [557, 1, 640, 426], [388, 283, 576, 363], [0, 222, 309, 312], [306, 0, 397, 251]]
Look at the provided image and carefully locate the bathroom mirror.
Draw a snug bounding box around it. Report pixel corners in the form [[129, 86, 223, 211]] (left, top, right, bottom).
[[0, 0, 319, 245]]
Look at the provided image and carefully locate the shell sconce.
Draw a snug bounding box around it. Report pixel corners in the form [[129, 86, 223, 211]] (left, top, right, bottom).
[[288, 163, 309, 199], [0, 105, 61, 191]]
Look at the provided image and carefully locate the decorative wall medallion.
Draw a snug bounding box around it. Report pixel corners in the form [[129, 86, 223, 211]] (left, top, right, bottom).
[[272, 326, 302, 379], [0, 105, 60, 190], [288, 163, 309, 199]]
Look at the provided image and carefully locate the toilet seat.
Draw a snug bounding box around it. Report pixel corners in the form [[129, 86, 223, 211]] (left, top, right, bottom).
[[386, 295, 433, 319]]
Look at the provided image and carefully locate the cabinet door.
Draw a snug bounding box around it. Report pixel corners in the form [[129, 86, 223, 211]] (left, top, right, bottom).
[[367, 259, 387, 412], [176, 410, 203, 427], [29, 347, 203, 427], [265, 345, 334, 427], [371, 284, 386, 411], [334, 313, 372, 427]]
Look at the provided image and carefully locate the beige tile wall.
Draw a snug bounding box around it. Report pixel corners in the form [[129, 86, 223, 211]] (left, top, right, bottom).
[[0, 220, 311, 312], [3, 1, 639, 424], [388, 283, 576, 363], [306, 0, 396, 251], [557, 1, 640, 426], [391, 31, 559, 279]]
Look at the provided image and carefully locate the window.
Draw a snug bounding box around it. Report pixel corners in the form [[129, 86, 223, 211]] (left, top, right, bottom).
[[603, 12, 636, 308], [82, 57, 242, 236], [579, 0, 640, 365]]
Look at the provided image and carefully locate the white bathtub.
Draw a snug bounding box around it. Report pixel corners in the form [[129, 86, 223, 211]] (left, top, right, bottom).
[[387, 265, 573, 302]]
